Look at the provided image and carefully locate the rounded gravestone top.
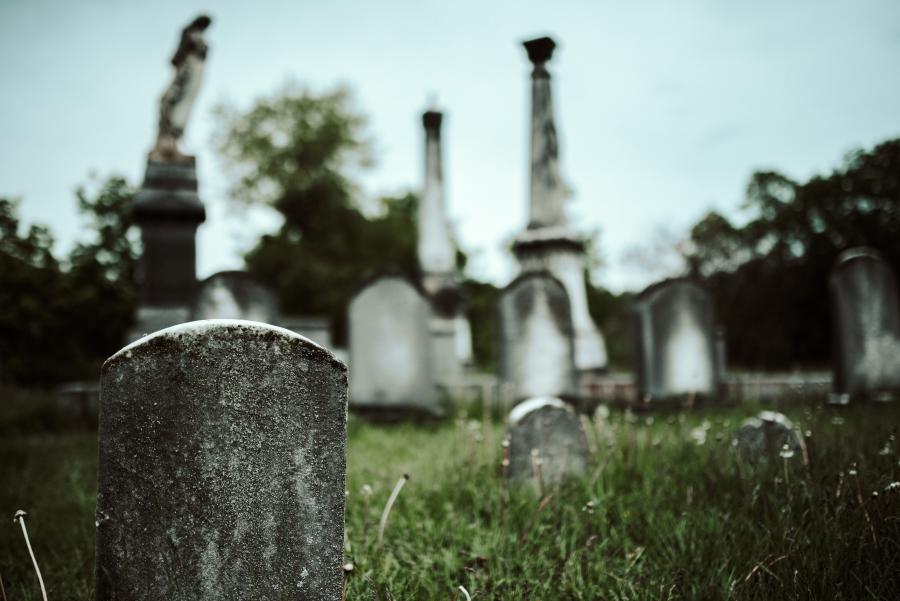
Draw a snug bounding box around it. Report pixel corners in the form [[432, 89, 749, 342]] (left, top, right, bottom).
[[104, 319, 344, 374], [509, 396, 572, 425], [735, 410, 806, 464]]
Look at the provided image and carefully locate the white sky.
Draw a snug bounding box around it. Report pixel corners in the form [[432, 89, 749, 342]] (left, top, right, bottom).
[[2, 0, 898, 292]]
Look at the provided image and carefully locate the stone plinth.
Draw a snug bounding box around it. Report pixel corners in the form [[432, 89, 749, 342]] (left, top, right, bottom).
[[513, 229, 608, 373], [130, 158, 206, 341], [95, 320, 347, 600], [132, 158, 205, 308]]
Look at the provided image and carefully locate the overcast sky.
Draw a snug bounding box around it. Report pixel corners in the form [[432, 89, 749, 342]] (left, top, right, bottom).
[[2, 0, 898, 291]]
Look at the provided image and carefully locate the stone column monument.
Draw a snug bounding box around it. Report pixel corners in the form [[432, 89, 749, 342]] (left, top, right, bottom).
[[512, 36, 608, 374], [418, 110, 458, 296], [129, 15, 211, 340], [418, 109, 472, 383]]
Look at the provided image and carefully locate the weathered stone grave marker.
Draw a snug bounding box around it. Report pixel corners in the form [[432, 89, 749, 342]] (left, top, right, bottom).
[[193, 270, 279, 323], [735, 410, 807, 465], [497, 272, 578, 405], [348, 275, 439, 416], [633, 278, 722, 403], [830, 247, 900, 403], [506, 397, 590, 492], [96, 319, 347, 600]]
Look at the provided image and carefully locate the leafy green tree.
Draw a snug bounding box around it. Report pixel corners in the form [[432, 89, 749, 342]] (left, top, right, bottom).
[[214, 84, 420, 345], [0, 198, 70, 384], [684, 138, 900, 369], [65, 176, 139, 375], [0, 176, 137, 385]]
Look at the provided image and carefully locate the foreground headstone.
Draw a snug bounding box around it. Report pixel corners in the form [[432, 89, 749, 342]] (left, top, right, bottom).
[[498, 272, 579, 405], [348, 276, 439, 416], [506, 397, 590, 491], [193, 270, 279, 323], [830, 247, 900, 403], [735, 411, 806, 464], [96, 320, 347, 600], [633, 279, 722, 402]]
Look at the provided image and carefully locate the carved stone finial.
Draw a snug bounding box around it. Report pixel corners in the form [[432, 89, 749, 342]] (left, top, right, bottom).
[[523, 36, 556, 65], [422, 110, 443, 132]]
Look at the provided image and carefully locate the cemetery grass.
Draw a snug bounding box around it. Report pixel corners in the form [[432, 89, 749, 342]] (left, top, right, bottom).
[[1, 388, 899, 600]]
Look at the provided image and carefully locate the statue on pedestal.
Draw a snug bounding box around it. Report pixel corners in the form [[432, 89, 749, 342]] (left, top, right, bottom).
[[150, 14, 212, 162]]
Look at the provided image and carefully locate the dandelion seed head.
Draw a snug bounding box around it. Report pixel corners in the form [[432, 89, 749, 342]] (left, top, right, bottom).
[[779, 444, 795, 459]]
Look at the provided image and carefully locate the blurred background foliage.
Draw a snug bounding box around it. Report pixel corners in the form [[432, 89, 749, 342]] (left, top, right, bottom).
[[2, 83, 898, 385]]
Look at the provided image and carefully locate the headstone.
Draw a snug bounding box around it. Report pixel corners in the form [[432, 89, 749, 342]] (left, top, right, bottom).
[[497, 272, 578, 404], [454, 314, 474, 366], [96, 320, 347, 600], [280, 316, 333, 349], [633, 279, 722, 402], [193, 271, 278, 323], [511, 36, 608, 373], [735, 410, 806, 464], [830, 247, 900, 403], [348, 276, 438, 415], [506, 397, 590, 490]]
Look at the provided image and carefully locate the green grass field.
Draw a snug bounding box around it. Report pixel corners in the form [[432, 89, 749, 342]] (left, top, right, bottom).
[[1, 388, 898, 600]]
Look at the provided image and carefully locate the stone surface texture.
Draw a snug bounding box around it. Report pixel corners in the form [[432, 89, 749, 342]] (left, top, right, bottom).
[[96, 319, 347, 601], [348, 276, 438, 414], [633, 279, 721, 401], [498, 272, 578, 404], [830, 247, 900, 401], [507, 396, 590, 490]]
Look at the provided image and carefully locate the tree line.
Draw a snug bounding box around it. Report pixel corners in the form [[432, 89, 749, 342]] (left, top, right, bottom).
[[2, 83, 897, 385]]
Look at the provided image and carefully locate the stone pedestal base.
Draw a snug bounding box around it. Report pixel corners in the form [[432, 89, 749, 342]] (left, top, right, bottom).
[[513, 227, 608, 373]]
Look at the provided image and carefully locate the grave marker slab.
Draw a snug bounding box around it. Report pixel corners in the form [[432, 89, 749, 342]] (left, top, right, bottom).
[[193, 270, 279, 323], [96, 319, 347, 600], [348, 276, 438, 415], [506, 396, 590, 491], [735, 410, 806, 464], [634, 279, 722, 402], [830, 247, 900, 403], [498, 272, 578, 405]]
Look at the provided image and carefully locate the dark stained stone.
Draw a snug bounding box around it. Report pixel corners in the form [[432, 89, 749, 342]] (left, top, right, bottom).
[[96, 319, 347, 600]]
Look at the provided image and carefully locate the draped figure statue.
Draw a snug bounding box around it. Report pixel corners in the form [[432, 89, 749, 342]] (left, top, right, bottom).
[[150, 15, 212, 161]]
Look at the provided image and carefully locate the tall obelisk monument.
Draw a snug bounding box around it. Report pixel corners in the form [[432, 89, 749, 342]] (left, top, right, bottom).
[[512, 36, 608, 373], [418, 109, 474, 384]]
